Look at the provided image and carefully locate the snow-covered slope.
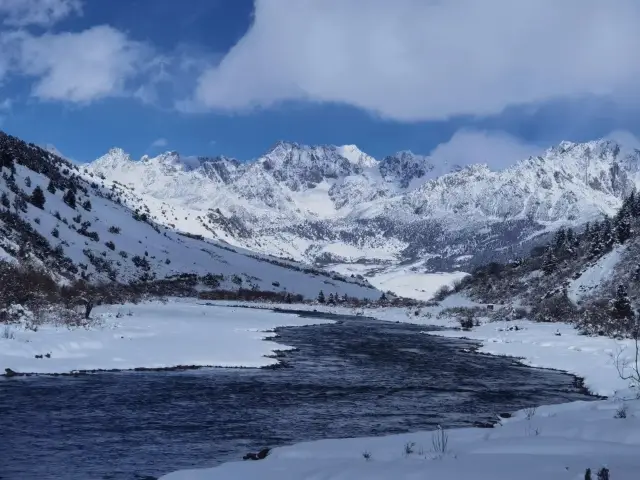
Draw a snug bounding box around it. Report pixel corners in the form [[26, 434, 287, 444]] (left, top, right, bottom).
[[86, 139, 640, 278], [0, 131, 379, 300]]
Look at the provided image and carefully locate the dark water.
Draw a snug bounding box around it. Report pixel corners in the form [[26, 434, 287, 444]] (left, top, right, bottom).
[[0, 312, 594, 480]]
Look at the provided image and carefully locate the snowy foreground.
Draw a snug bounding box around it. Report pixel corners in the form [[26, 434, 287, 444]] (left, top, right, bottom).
[[160, 298, 640, 480], [0, 300, 332, 374]]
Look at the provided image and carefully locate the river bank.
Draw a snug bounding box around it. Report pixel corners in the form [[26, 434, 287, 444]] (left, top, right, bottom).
[[158, 298, 640, 480]]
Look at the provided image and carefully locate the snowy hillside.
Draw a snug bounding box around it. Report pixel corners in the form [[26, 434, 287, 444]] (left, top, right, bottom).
[[86, 139, 640, 280], [0, 131, 379, 300], [448, 188, 640, 338]]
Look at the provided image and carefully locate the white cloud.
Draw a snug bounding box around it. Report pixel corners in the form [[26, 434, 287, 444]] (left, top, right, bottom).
[[190, 0, 640, 121], [150, 138, 169, 148], [6, 26, 151, 103], [428, 130, 543, 171], [0, 0, 81, 27], [605, 130, 640, 151], [0, 98, 11, 110]]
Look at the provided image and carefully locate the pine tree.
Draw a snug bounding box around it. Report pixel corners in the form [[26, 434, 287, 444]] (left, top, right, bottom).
[[633, 191, 640, 218], [596, 467, 610, 480], [327, 293, 335, 305], [0, 150, 14, 172], [615, 212, 632, 244], [0, 192, 9, 208], [542, 249, 557, 275], [619, 191, 634, 218], [285, 293, 292, 304], [553, 227, 566, 252], [565, 228, 575, 253], [47, 180, 56, 194], [589, 221, 604, 258], [380, 292, 388, 303], [612, 284, 633, 320], [342, 293, 349, 303], [589, 221, 601, 241], [82, 199, 92, 211], [63, 188, 76, 209], [317, 290, 325, 303], [24, 176, 31, 188], [30, 186, 46, 209], [601, 216, 615, 252]]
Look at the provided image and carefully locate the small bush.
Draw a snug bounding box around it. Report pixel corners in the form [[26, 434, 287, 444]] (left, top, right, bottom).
[[531, 294, 577, 323], [403, 442, 415, 456], [614, 403, 627, 419], [108, 226, 121, 234], [105, 241, 115, 251], [512, 307, 528, 319], [432, 285, 452, 301], [459, 313, 474, 330], [362, 451, 371, 461]]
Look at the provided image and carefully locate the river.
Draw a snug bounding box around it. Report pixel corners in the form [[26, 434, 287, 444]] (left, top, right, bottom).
[[0, 311, 595, 480]]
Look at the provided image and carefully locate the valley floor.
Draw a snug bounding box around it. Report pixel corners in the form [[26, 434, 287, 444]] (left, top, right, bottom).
[[157, 298, 640, 480], [3, 297, 640, 479]]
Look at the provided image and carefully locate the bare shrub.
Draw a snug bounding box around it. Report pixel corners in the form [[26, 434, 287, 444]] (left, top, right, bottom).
[[431, 425, 449, 456], [524, 406, 537, 420], [531, 294, 578, 323], [614, 403, 628, 419], [0, 261, 59, 309], [458, 313, 474, 330], [432, 285, 452, 301], [362, 451, 371, 461], [512, 307, 528, 319], [578, 299, 636, 337], [613, 322, 640, 390]]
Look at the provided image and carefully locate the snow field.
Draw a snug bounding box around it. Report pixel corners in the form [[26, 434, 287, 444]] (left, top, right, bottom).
[[0, 300, 334, 375]]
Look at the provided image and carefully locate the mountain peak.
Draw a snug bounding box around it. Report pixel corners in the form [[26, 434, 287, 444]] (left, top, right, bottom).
[[94, 147, 133, 168], [336, 144, 377, 168]]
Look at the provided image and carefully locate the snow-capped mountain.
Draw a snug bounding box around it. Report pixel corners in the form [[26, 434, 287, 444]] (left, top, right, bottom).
[[0, 131, 379, 300], [85, 139, 640, 279]]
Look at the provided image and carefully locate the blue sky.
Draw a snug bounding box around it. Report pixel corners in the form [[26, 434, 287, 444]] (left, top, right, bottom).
[[1, 0, 640, 166]]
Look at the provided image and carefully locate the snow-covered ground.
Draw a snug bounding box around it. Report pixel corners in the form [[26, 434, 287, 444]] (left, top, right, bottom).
[[330, 261, 467, 300], [161, 395, 640, 480], [567, 245, 627, 305], [159, 297, 640, 480], [0, 300, 333, 374]]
